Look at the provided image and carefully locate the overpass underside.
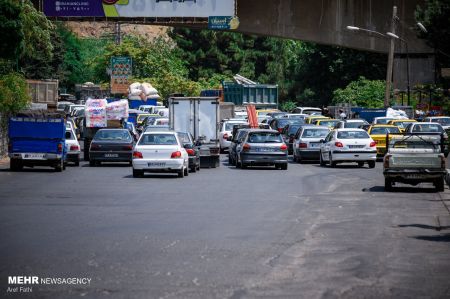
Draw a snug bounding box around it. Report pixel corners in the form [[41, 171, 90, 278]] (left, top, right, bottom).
[[38, 0, 435, 90]]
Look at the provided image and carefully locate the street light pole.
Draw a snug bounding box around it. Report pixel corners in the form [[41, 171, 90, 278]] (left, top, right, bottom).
[[385, 6, 397, 108], [386, 32, 410, 106]]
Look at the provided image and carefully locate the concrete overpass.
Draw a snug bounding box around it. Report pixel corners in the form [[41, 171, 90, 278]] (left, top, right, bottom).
[[36, 0, 435, 89]]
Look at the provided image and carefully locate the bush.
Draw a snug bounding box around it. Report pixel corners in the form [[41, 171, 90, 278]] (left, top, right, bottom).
[[332, 77, 385, 108], [0, 72, 30, 115]]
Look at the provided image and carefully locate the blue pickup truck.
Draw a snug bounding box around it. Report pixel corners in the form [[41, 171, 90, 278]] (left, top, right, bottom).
[[8, 116, 67, 171]]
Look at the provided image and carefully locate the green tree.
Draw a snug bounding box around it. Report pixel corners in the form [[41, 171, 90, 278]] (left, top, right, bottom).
[[0, 72, 30, 114], [0, 0, 23, 62], [332, 77, 385, 108]]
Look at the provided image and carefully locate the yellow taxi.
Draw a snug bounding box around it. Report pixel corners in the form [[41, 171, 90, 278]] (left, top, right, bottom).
[[368, 125, 402, 156], [305, 115, 330, 124], [387, 119, 417, 133], [136, 113, 160, 125], [256, 109, 279, 117], [314, 119, 340, 128]]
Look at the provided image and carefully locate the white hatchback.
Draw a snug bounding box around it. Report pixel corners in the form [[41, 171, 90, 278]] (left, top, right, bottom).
[[319, 129, 377, 168], [132, 131, 189, 178]]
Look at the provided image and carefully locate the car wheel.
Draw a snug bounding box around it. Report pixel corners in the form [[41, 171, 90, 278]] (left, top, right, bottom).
[[434, 178, 445, 192], [74, 158, 80, 167], [358, 162, 364, 168], [236, 156, 241, 168], [329, 153, 336, 168], [319, 151, 326, 167], [178, 168, 184, 178], [89, 160, 95, 167], [368, 161, 376, 168], [385, 178, 393, 191], [297, 153, 303, 164], [132, 168, 143, 178], [55, 158, 64, 172], [241, 162, 247, 169], [281, 163, 288, 170], [184, 166, 189, 176], [10, 159, 23, 171], [190, 165, 197, 173]]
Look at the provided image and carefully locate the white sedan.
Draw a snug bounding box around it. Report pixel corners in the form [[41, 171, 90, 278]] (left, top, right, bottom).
[[319, 129, 377, 168], [132, 131, 189, 178]]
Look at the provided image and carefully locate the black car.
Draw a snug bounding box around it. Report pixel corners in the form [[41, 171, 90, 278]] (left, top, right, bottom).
[[177, 131, 200, 172], [89, 129, 134, 166], [282, 123, 304, 155], [270, 118, 303, 133]]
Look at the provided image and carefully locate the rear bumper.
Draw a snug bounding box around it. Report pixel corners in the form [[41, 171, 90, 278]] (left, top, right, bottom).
[[296, 149, 320, 159], [331, 151, 377, 162], [66, 153, 79, 162], [89, 151, 132, 162], [132, 158, 185, 171], [384, 169, 446, 182], [9, 153, 63, 160], [241, 153, 288, 165]]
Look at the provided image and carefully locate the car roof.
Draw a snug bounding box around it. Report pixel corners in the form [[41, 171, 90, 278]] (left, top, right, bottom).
[[335, 128, 366, 132], [247, 128, 279, 133], [142, 130, 176, 134], [390, 119, 415, 122], [370, 124, 397, 127], [344, 119, 366, 122], [98, 128, 128, 131]]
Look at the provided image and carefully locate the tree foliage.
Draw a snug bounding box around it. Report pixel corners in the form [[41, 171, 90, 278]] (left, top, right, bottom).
[[0, 72, 30, 114], [332, 77, 385, 108], [0, 0, 23, 60]]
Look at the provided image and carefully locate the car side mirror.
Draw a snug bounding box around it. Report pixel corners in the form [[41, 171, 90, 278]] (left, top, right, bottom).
[[183, 143, 192, 149]]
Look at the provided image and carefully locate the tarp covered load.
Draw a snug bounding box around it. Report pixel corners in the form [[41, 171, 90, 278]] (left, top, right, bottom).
[[128, 82, 161, 101], [85, 98, 107, 128], [386, 107, 408, 119], [106, 99, 129, 120]]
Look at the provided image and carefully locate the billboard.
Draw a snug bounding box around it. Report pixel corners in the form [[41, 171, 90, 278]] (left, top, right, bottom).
[[43, 0, 235, 18], [110, 56, 132, 94]]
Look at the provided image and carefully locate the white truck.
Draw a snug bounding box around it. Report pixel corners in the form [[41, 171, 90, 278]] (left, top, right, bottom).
[[168, 97, 220, 168]]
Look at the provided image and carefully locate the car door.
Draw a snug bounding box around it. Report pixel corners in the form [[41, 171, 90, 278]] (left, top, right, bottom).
[[321, 131, 334, 158], [293, 128, 303, 154]]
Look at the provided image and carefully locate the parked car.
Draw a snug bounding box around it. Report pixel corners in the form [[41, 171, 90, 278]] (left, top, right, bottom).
[[367, 125, 401, 157], [235, 129, 288, 169], [65, 127, 81, 166], [219, 120, 248, 152], [293, 125, 330, 162], [89, 129, 134, 166], [132, 131, 189, 178], [282, 123, 304, 155], [319, 129, 377, 168], [177, 131, 201, 172], [334, 119, 369, 129], [387, 119, 417, 133]]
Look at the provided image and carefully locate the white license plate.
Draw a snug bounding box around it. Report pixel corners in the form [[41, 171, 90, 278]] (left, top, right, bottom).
[[406, 174, 425, 179], [257, 148, 274, 152], [22, 153, 45, 160], [309, 143, 320, 148], [104, 153, 119, 158], [148, 162, 166, 167]]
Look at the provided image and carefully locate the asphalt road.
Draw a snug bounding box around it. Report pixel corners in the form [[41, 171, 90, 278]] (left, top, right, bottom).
[[0, 155, 450, 299]]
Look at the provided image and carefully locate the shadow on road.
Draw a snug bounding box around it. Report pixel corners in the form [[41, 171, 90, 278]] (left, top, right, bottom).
[[363, 185, 438, 193], [0, 168, 57, 173], [411, 234, 450, 242], [81, 163, 131, 168], [398, 224, 449, 231], [123, 174, 179, 179]]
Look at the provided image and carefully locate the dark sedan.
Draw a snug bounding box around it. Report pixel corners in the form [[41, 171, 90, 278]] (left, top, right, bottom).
[[89, 129, 134, 166], [177, 131, 201, 172]]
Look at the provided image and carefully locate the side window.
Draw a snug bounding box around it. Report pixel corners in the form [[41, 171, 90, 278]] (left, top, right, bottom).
[[238, 132, 247, 142], [325, 132, 333, 142], [295, 128, 302, 139]]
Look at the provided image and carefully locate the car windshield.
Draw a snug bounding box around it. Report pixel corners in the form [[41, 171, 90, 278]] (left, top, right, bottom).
[[433, 118, 450, 125], [139, 134, 178, 145], [177, 132, 191, 144], [394, 121, 414, 128], [303, 109, 322, 115], [337, 131, 370, 139], [248, 132, 283, 143], [94, 130, 131, 141], [344, 121, 367, 128], [225, 122, 245, 131], [412, 124, 443, 133], [370, 127, 400, 134], [145, 126, 170, 132], [318, 120, 338, 127], [302, 129, 329, 138], [288, 125, 301, 135]]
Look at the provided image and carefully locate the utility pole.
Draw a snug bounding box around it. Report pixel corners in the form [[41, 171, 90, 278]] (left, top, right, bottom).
[[384, 6, 397, 108]]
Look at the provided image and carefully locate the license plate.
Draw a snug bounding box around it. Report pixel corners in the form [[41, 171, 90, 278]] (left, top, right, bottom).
[[310, 143, 320, 148], [104, 153, 119, 158], [148, 162, 166, 167], [406, 174, 425, 179], [257, 147, 274, 152], [22, 153, 45, 160]]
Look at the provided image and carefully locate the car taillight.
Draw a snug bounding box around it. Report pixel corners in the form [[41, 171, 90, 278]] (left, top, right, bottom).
[[280, 144, 288, 151], [133, 151, 143, 159], [57, 143, 63, 153], [123, 145, 133, 150], [186, 149, 195, 156], [223, 133, 229, 140], [335, 142, 344, 148], [171, 151, 182, 158], [370, 141, 376, 147], [299, 143, 307, 148], [70, 145, 79, 151], [90, 144, 100, 151], [384, 154, 391, 168], [277, 128, 283, 133], [243, 143, 251, 151]]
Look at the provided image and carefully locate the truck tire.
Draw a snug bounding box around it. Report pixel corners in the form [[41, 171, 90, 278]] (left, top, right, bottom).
[[55, 159, 64, 172], [10, 159, 23, 171], [385, 178, 393, 192], [435, 178, 445, 192], [368, 161, 376, 168]]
